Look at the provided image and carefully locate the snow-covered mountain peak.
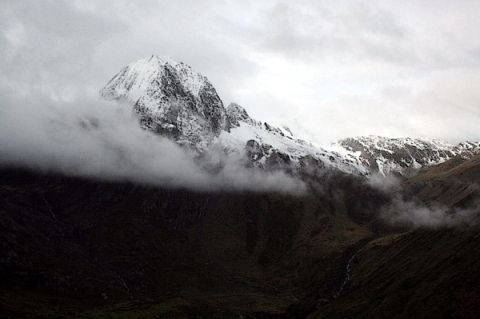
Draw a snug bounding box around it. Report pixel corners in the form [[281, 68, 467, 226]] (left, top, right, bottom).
[[101, 55, 209, 102], [226, 103, 256, 127], [147, 54, 176, 65], [100, 55, 228, 149]]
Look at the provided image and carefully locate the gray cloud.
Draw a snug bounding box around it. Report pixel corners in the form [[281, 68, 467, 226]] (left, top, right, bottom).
[[0, 88, 305, 193], [1, 0, 480, 147], [254, 1, 414, 65], [384, 198, 480, 229], [368, 174, 480, 228]]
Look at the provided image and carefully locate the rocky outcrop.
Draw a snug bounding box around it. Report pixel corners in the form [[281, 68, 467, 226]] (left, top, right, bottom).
[[226, 103, 258, 127], [245, 139, 263, 162]]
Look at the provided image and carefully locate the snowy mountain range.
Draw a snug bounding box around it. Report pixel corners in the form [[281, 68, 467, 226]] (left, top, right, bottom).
[[101, 55, 480, 177]]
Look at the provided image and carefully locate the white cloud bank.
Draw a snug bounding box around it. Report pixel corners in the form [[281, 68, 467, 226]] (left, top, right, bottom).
[[0, 91, 304, 193]]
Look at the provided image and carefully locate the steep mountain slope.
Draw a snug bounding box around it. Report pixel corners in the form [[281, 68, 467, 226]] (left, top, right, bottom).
[[310, 228, 480, 319], [304, 155, 480, 319], [405, 154, 480, 207], [0, 167, 387, 318], [2, 163, 480, 318], [413, 154, 480, 183]]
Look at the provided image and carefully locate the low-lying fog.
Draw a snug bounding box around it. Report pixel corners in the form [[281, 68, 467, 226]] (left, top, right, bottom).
[[0, 91, 304, 193]]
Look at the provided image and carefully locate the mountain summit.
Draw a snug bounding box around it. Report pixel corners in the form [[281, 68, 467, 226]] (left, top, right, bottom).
[[101, 55, 228, 149]]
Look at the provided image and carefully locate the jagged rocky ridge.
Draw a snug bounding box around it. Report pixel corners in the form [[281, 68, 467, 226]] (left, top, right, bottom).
[[336, 136, 480, 176], [101, 55, 480, 177]]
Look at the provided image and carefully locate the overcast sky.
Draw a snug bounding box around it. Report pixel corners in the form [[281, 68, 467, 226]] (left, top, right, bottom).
[[1, 0, 480, 144]]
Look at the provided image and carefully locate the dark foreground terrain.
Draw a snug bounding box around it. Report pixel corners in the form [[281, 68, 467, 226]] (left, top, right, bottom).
[[1, 160, 480, 318]]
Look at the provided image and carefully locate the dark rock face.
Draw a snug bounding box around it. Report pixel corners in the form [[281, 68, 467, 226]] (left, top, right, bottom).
[[199, 81, 230, 133], [265, 150, 292, 171], [299, 155, 326, 176], [264, 122, 285, 136], [244, 139, 294, 172], [245, 139, 264, 162]]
